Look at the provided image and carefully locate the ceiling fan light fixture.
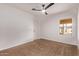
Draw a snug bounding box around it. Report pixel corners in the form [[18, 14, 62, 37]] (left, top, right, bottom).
[[42, 10, 46, 13]]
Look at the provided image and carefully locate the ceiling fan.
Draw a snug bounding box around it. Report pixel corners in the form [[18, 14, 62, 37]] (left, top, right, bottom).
[[32, 3, 54, 15]]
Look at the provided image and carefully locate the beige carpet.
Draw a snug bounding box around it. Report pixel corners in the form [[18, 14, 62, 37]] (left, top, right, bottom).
[[0, 39, 78, 56]]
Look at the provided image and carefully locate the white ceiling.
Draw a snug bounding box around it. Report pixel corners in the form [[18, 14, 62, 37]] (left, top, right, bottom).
[[2, 3, 79, 16]]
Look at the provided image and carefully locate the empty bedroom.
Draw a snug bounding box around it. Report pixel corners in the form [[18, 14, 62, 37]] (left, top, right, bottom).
[[0, 3, 79, 56]]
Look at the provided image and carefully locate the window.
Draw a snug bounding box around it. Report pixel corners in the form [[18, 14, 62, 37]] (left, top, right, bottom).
[[59, 18, 72, 35]]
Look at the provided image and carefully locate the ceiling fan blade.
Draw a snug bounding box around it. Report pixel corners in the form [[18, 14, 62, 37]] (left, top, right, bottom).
[[45, 3, 54, 10], [32, 8, 41, 11], [45, 12, 48, 15]]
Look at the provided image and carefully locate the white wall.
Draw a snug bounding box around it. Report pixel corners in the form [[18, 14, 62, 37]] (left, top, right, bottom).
[[33, 16, 41, 39], [77, 7, 79, 48], [40, 8, 78, 45], [0, 5, 34, 50], [34, 15, 46, 39]]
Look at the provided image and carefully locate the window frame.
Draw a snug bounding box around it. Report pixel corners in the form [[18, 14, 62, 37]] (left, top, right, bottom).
[[59, 18, 72, 35]]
